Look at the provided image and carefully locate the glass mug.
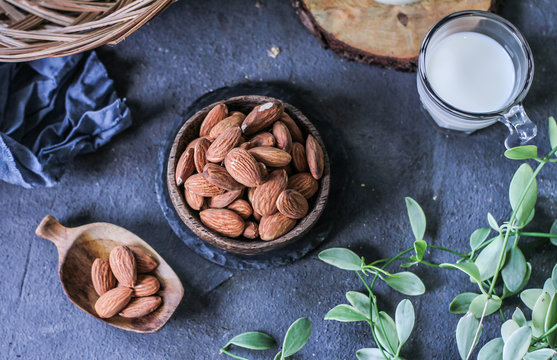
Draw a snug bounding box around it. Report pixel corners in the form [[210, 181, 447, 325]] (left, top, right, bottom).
[[417, 11, 536, 148]]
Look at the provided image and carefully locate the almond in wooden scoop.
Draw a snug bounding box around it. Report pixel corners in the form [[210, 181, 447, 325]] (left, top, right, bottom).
[[248, 146, 292, 167], [288, 172, 319, 199], [175, 148, 194, 186], [133, 275, 160, 297], [224, 148, 262, 187], [109, 246, 137, 288], [203, 163, 243, 191], [259, 212, 297, 241], [306, 135, 324, 180], [199, 103, 228, 137], [243, 221, 259, 239], [200, 209, 245, 238], [206, 126, 242, 163], [241, 101, 284, 135], [185, 173, 224, 197], [130, 246, 158, 273], [95, 286, 133, 318], [91, 258, 116, 296], [253, 169, 288, 216], [276, 190, 309, 219], [119, 296, 162, 318]]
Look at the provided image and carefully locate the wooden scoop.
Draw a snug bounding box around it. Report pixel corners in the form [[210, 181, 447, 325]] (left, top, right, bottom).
[[35, 215, 184, 333]]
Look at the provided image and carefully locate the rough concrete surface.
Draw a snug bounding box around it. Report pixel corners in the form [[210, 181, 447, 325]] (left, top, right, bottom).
[[1, 0, 557, 359]]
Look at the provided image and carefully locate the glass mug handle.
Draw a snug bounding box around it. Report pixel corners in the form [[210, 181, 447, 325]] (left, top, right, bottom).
[[500, 104, 537, 149]]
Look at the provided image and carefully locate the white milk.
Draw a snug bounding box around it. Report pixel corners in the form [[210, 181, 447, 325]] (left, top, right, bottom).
[[426, 32, 515, 113]]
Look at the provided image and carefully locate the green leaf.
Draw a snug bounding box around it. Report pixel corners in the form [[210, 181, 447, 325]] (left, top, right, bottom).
[[512, 308, 527, 327], [281, 317, 311, 359], [273, 351, 282, 360], [549, 116, 557, 151], [501, 319, 520, 342], [469, 294, 502, 318], [475, 236, 504, 281], [414, 240, 427, 261], [440, 262, 482, 284], [318, 248, 362, 271], [470, 228, 491, 253], [552, 264, 557, 290], [356, 348, 390, 360], [375, 311, 399, 355], [521, 289, 544, 310], [502, 326, 531, 360], [324, 304, 369, 323], [545, 294, 557, 347], [532, 291, 551, 337], [502, 247, 527, 293], [450, 293, 480, 314], [395, 299, 415, 346], [503, 262, 532, 299], [383, 272, 426, 296], [543, 278, 556, 296], [550, 220, 557, 246], [504, 145, 538, 160], [488, 213, 499, 231], [346, 291, 371, 319], [509, 163, 537, 227], [225, 331, 275, 350], [523, 348, 557, 360], [477, 337, 504, 360], [405, 197, 426, 241], [456, 313, 482, 360]]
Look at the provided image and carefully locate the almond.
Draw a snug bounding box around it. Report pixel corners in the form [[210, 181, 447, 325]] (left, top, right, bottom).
[[258, 162, 269, 180], [129, 246, 158, 273], [91, 258, 116, 296], [186, 137, 209, 152], [185, 173, 224, 197], [175, 148, 195, 186], [200, 209, 245, 237], [306, 135, 324, 180], [291, 142, 308, 172], [200, 103, 228, 137], [250, 132, 276, 147], [132, 275, 160, 297], [253, 169, 288, 216], [119, 296, 162, 318], [224, 148, 262, 187], [227, 199, 253, 220], [206, 126, 242, 163], [208, 112, 245, 140], [193, 137, 211, 173], [288, 172, 319, 199], [239, 141, 253, 150], [203, 163, 243, 191], [241, 101, 284, 135], [95, 286, 133, 318], [208, 189, 244, 208], [248, 146, 292, 167], [280, 112, 304, 143], [247, 186, 256, 206], [259, 213, 297, 241], [185, 187, 205, 210], [243, 221, 259, 239], [109, 246, 137, 288], [272, 121, 292, 153], [276, 190, 309, 219]]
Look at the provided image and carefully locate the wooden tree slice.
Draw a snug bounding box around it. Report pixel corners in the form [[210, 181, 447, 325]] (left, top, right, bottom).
[[291, 0, 497, 71]]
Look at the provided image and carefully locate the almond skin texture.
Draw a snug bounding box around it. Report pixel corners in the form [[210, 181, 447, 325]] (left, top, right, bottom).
[[206, 126, 242, 163], [95, 286, 133, 318], [200, 103, 228, 137], [193, 137, 211, 173], [224, 148, 262, 187], [241, 101, 284, 135], [132, 275, 160, 297], [203, 163, 243, 191], [280, 112, 304, 143], [248, 146, 292, 167], [109, 246, 137, 288], [208, 112, 245, 140], [119, 296, 162, 318], [175, 148, 195, 186], [306, 135, 324, 180], [291, 142, 308, 172], [259, 213, 297, 241], [276, 190, 309, 219], [227, 199, 253, 220], [91, 258, 116, 296], [288, 172, 319, 199], [200, 209, 245, 238], [253, 169, 288, 216], [208, 189, 244, 208], [243, 221, 259, 239], [129, 246, 158, 273], [250, 132, 276, 147], [185, 187, 205, 210], [185, 173, 224, 197], [272, 121, 292, 153]]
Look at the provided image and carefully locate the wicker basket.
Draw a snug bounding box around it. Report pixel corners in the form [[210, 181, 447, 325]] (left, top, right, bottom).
[[0, 0, 174, 62]]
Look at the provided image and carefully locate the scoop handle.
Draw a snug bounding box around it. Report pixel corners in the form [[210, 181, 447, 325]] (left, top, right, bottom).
[[35, 215, 71, 249]]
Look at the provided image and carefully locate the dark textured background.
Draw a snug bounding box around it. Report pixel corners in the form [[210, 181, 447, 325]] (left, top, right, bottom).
[[1, 0, 557, 359]]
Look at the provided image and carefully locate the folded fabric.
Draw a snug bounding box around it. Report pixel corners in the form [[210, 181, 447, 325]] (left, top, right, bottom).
[[0, 52, 132, 188]]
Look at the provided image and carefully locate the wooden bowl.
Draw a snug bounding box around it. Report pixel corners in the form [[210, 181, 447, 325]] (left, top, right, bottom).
[[35, 215, 184, 333], [167, 95, 330, 255]]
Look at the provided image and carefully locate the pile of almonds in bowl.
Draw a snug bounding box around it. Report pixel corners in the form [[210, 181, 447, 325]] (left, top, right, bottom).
[[93, 245, 162, 319], [169, 96, 329, 253]]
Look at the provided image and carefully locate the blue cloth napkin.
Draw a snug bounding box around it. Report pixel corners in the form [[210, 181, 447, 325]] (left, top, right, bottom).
[[0, 52, 132, 188]]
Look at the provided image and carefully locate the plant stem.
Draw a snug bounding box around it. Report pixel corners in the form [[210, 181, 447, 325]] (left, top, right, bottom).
[[536, 322, 557, 341], [370, 248, 413, 289], [466, 300, 489, 360], [428, 245, 467, 258], [219, 348, 251, 360], [519, 232, 557, 238]]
